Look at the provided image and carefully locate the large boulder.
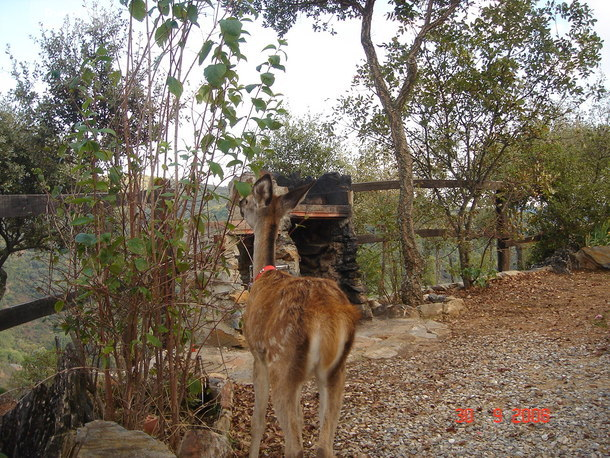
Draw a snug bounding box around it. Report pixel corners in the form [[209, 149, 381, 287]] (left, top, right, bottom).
[[67, 420, 175, 457], [574, 246, 610, 270], [0, 344, 94, 457]]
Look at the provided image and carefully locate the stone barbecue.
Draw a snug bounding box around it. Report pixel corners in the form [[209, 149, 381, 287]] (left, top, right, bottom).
[[208, 173, 365, 330]]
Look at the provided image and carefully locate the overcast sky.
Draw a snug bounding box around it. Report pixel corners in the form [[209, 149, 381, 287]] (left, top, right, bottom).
[[0, 0, 608, 117]]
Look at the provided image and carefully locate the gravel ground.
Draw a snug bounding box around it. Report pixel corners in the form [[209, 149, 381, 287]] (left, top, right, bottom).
[[231, 271, 610, 457]]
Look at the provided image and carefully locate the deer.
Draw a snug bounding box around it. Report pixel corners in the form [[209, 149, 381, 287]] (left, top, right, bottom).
[[239, 174, 360, 458]]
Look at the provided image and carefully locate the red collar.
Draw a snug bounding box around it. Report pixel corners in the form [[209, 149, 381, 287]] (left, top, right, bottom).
[[254, 265, 276, 282]]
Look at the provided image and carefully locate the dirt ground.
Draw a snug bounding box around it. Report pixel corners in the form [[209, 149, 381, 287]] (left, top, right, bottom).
[[230, 269, 610, 456]]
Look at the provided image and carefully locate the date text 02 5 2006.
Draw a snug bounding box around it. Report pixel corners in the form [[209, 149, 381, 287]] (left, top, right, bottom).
[[455, 408, 551, 424]]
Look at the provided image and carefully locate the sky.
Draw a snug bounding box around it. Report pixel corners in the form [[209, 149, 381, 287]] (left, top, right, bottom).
[[0, 0, 609, 117]]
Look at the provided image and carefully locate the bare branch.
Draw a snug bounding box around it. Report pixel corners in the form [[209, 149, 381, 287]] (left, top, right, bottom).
[[396, 0, 461, 109]]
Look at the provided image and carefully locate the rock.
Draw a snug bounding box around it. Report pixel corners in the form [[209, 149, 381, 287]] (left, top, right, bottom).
[[496, 270, 524, 278], [402, 305, 420, 319], [418, 303, 444, 318], [417, 299, 465, 318], [177, 429, 231, 458], [426, 293, 449, 303], [68, 420, 175, 457], [228, 289, 249, 304], [445, 298, 466, 316], [355, 303, 373, 320], [363, 347, 399, 359], [201, 322, 246, 348], [408, 324, 440, 339], [574, 246, 610, 270], [532, 248, 574, 274], [0, 344, 94, 458]]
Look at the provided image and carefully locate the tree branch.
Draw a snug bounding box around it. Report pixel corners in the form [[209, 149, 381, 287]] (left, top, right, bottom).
[[395, 0, 461, 109], [360, 0, 393, 111]]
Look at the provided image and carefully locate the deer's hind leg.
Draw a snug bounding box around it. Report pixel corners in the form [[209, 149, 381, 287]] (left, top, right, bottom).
[[270, 364, 305, 458], [316, 332, 354, 458], [249, 356, 270, 458], [316, 362, 347, 458]]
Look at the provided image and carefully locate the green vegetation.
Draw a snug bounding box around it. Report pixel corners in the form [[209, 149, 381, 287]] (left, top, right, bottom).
[[0, 0, 608, 451]]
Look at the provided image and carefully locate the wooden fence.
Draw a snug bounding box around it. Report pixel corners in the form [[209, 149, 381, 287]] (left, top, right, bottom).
[[0, 179, 535, 330], [351, 179, 532, 272]]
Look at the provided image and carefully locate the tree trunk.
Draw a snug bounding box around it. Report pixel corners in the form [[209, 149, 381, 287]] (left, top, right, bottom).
[[357, 0, 459, 306], [388, 109, 424, 305], [457, 238, 472, 288], [0, 267, 6, 303]]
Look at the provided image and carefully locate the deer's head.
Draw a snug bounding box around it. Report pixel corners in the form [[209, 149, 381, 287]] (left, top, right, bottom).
[[239, 174, 314, 230]]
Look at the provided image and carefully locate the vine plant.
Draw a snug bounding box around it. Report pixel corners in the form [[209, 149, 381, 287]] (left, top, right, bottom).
[[49, 0, 286, 446]]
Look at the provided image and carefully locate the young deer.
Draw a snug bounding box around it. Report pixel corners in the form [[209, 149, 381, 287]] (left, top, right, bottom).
[[239, 174, 360, 458]]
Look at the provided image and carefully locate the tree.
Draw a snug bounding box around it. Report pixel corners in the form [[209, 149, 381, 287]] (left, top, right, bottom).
[[516, 110, 610, 262], [0, 104, 65, 302], [0, 9, 158, 303], [340, 0, 603, 286], [246, 0, 460, 305], [35, 0, 289, 444], [262, 112, 349, 177]]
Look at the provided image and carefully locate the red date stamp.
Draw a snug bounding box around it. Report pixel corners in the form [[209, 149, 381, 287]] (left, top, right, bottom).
[[456, 408, 551, 424]]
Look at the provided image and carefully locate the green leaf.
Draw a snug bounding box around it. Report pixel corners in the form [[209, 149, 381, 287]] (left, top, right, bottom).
[[245, 83, 259, 93], [204, 63, 227, 87], [167, 76, 183, 98], [217, 136, 238, 153], [220, 18, 242, 40], [186, 4, 198, 23], [108, 166, 122, 184], [67, 196, 94, 205], [268, 55, 282, 69], [234, 181, 252, 197], [71, 216, 94, 226], [209, 161, 224, 179], [201, 133, 215, 149], [158, 0, 170, 15], [129, 0, 147, 21], [260, 72, 275, 87], [146, 333, 162, 348], [75, 233, 97, 246], [188, 378, 203, 397], [195, 84, 212, 104], [193, 215, 206, 234], [134, 257, 148, 272], [262, 44, 277, 51], [94, 149, 113, 161], [155, 20, 175, 47], [99, 128, 117, 136], [252, 98, 267, 111], [126, 237, 147, 255], [54, 300, 65, 313], [198, 40, 214, 65], [176, 262, 190, 273]]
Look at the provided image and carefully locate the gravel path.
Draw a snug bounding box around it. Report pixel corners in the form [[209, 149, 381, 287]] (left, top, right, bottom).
[[231, 271, 610, 457]]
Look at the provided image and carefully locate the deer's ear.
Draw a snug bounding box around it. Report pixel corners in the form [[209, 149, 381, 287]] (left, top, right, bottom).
[[280, 181, 315, 213], [252, 174, 273, 207]]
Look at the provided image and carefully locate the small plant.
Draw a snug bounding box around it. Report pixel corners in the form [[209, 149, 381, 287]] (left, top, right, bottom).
[[462, 266, 497, 288], [585, 219, 610, 247], [593, 313, 607, 328]]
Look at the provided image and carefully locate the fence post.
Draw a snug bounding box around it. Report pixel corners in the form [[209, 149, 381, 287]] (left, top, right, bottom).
[[495, 190, 511, 272]]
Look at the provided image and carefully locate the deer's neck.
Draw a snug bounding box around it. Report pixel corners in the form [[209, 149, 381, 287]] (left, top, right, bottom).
[[252, 221, 278, 276]]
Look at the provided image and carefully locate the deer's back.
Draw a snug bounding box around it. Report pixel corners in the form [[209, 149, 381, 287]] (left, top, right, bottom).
[[244, 270, 360, 380]]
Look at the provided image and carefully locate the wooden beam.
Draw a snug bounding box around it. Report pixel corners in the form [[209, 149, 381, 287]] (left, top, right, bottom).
[[0, 293, 76, 332], [357, 228, 449, 244], [290, 204, 351, 219], [351, 179, 505, 192], [0, 194, 52, 218], [503, 235, 542, 247], [0, 191, 156, 219]]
